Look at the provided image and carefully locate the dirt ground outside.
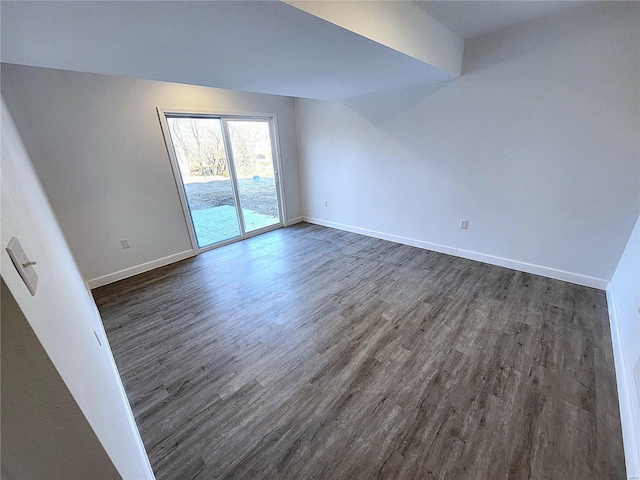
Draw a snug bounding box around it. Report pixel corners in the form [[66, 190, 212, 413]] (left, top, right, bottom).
[[184, 177, 278, 217]]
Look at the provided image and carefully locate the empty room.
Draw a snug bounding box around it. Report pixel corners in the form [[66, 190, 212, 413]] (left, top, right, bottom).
[[1, 1, 638, 479]]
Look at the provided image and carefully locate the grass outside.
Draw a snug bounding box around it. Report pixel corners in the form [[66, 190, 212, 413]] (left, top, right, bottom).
[[184, 177, 278, 217]]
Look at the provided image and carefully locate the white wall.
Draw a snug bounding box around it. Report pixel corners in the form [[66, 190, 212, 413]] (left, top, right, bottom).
[[1, 64, 302, 286], [1, 98, 154, 479], [608, 215, 640, 477], [294, 2, 639, 288], [1, 280, 121, 479]]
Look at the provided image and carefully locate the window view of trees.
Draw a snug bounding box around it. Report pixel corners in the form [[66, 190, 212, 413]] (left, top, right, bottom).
[[167, 117, 273, 179], [227, 121, 273, 178], [167, 117, 228, 178]]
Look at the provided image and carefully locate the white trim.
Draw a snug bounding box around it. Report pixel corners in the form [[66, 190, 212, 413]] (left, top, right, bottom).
[[269, 114, 289, 227], [220, 117, 249, 237], [287, 216, 304, 225], [156, 109, 200, 253], [156, 107, 282, 119], [456, 249, 608, 290], [87, 250, 195, 289], [302, 216, 608, 289], [89, 301, 156, 478], [607, 282, 640, 479], [303, 216, 457, 255]]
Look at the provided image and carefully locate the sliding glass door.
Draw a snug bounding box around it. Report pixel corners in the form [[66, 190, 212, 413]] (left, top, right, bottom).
[[161, 112, 283, 251], [226, 120, 280, 233]]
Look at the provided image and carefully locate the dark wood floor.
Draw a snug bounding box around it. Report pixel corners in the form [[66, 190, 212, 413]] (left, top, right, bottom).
[[94, 223, 625, 480]]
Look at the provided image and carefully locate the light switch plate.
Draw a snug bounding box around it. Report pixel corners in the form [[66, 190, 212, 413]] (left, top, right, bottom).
[[6, 237, 38, 296]]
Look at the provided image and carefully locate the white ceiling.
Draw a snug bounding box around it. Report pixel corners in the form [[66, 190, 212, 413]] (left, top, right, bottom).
[[1, 1, 591, 100], [414, 1, 589, 39], [0, 1, 455, 101]]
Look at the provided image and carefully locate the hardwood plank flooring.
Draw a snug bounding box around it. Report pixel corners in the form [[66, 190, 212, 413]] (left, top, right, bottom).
[[93, 223, 626, 480]]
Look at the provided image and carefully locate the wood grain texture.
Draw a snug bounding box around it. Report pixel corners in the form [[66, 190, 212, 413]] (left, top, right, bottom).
[[93, 223, 625, 480]]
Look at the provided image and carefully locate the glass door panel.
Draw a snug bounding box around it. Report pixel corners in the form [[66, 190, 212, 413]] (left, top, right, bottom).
[[166, 117, 241, 248], [226, 120, 280, 233]]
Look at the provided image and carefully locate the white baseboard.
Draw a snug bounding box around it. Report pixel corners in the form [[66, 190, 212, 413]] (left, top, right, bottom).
[[302, 216, 608, 290], [87, 249, 195, 289], [607, 283, 640, 479], [456, 248, 608, 290], [303, 216, 458, 256], [88, 218, 303, 289], [286, 216, 304, 226]]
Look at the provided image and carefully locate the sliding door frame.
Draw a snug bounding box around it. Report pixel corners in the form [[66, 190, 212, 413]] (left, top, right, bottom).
[[157, 107, 289, 254]]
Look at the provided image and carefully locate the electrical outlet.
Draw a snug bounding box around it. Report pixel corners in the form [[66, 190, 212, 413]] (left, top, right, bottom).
[[120, 239, 130, 249], [323, 200, 328, 207], [460, 220, 469, 230]]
